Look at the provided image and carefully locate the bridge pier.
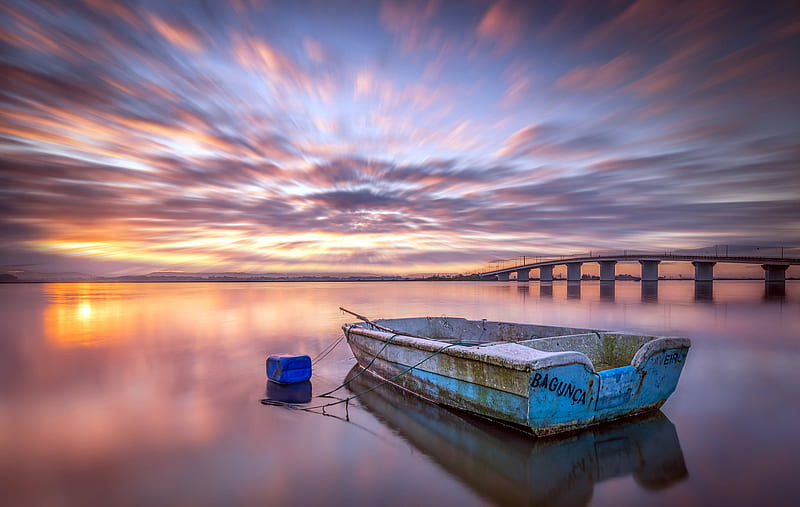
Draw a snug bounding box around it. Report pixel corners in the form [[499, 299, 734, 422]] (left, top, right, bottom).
[[639, 260, 661, 281], [692, 261, 716, 281], [762, 264, 789, 282], [516, 268, 530, 282], [497, 272, 510, 281], [539, 265, 553, 282], [566, 262, 582, 281], [599, 261, 617, 281]]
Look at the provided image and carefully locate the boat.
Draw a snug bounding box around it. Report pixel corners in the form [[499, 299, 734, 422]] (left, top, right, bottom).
[[346, 365, 687, 505], [342, 312, 690, 436]]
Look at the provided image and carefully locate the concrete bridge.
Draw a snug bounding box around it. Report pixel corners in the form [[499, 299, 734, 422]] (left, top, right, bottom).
[[480, 253, 800, 282]]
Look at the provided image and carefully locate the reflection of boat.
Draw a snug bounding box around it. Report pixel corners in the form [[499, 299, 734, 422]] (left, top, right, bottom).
[[347, 366, 688, 507], [344, 316, 690, 435]]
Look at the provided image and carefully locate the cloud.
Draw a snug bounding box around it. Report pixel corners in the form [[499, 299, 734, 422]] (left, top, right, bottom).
[[379, 0, 441, 51], [303, 37, 330, 64], [556, 53, 638, 91], [304, 188, 409, 213], [579, 0, 728, 50], [0, 0, 798, 275], [231, 34, 333, 102], [146, 12, 204, 53], [476, 1, 527, 52], [501, 60, 536, 106], [498, 123, 616, 160]]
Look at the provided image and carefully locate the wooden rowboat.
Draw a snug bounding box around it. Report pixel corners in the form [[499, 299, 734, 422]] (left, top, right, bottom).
[[343, 315, 690, 436]]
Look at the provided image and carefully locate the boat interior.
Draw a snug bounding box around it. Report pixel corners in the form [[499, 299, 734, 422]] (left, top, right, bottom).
[[374, 317, 655, 372]]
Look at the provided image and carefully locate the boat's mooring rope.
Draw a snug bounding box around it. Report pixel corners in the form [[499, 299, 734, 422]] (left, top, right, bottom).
[[311, 333, 347, 365], [316, 331, 402, 397]]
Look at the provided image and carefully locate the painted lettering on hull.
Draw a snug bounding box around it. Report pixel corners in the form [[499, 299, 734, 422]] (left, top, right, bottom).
[[531, 372, 587, 406], [663, 350, 685, 366]]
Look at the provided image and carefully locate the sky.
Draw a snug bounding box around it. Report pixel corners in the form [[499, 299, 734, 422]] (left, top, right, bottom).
[[1, 0, 799, 276]]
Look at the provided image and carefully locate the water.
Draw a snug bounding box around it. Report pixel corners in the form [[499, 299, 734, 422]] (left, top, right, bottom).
[[1, 280, 798, 506]]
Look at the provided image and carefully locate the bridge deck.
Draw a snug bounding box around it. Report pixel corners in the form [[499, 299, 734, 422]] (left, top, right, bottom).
[[482, 254, 800, 276]]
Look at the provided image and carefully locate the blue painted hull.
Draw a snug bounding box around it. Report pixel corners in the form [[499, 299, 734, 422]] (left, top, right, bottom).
[[344, 317, 690, 436]]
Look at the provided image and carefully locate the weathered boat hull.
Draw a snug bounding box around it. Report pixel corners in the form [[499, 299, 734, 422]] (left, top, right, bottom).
[[344, 317, 690, 436]]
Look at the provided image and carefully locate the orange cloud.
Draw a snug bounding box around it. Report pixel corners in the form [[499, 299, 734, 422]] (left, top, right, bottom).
[[146, 13, 204, 53]]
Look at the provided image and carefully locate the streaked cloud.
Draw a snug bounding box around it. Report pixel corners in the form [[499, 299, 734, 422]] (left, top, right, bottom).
[[380, 0, 441, 51], [0, 0, 798, 276], [557, 53, 638, 91], [476, 1, 528, 51]]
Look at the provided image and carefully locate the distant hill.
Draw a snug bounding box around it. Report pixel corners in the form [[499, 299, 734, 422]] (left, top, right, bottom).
[[2, 270, 95, 282]]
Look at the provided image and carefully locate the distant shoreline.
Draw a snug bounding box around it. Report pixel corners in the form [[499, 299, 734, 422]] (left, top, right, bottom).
[[2, 277, 797, 284]]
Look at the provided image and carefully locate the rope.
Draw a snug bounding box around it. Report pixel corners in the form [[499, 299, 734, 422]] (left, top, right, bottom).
[[310, 321, 356, 365], [316, 332, 401, 397], [311, 333, 346, 365]]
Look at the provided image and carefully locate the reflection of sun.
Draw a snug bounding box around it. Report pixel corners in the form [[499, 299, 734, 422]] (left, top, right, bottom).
[[44, 284, 123, 347], [78, 301, 93, 320]]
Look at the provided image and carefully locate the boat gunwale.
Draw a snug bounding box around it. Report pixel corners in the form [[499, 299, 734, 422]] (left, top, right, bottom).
[[345, 318, 691, 374], [344, 322, 595, 372]]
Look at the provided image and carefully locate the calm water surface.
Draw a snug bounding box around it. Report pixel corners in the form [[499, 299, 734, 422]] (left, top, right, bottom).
[[1, 281, 798, 506]]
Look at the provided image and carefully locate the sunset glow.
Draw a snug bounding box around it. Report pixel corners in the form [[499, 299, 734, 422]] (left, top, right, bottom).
[[1, 0, 798, 276]]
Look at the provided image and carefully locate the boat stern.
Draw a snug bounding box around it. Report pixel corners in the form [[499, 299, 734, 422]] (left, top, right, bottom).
[[527, 337, 690, 435], [526, 360, 600, 435]]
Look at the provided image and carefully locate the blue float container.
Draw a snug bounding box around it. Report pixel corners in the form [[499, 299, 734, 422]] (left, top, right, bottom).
[[266, 354, 312, 384]]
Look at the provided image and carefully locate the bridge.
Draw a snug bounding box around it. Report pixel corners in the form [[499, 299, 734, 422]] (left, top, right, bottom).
[[480, 252, 800, 282]]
